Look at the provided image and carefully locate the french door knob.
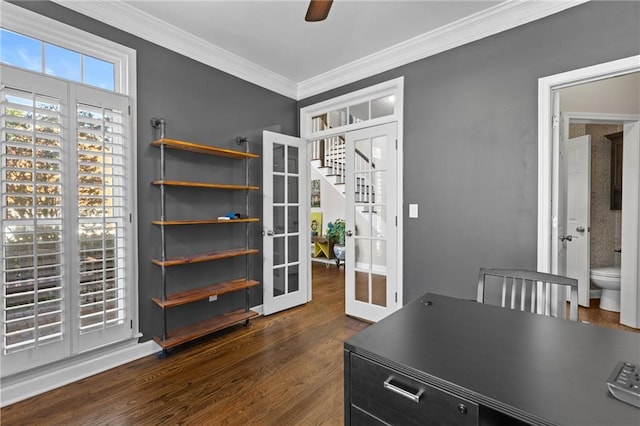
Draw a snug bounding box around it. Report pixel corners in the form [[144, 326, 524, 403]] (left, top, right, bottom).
[[346, 230, 353, 237], [576, 226, 585, 233], [265, 230, 274, 236], [561, 234, 573, 242]]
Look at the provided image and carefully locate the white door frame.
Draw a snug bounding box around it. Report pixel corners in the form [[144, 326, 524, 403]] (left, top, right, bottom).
[[537, 55, 640, 328], [300, 77, 404, 310]]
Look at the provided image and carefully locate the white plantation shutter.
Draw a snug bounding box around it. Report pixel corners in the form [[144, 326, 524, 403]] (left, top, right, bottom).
[[1, 86, 65, 352], [74, 88, 131, 351], [1, 73, 71, 374], [1, 66, 134, 375]]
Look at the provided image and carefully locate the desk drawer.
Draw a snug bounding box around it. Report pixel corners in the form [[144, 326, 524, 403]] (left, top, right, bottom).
[[350, 353, 478, 426]]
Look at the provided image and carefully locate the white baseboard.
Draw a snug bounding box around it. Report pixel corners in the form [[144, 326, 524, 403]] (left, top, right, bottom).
[[0, 338, 162, 407], [252, 303, 264, 316]]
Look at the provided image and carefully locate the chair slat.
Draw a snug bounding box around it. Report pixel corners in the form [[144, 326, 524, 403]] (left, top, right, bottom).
[[477, 268, 579, 321]]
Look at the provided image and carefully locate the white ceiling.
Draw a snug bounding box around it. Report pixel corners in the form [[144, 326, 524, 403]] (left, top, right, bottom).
[[121, 0, 500, 82], [53, 0, 588, 99]]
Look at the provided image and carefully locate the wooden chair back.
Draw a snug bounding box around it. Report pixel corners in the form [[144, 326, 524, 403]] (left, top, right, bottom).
[[477, 268, 579, 321]]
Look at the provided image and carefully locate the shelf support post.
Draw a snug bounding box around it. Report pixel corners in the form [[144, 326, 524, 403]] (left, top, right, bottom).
[[152, 118, 169, 342], [237, 136, 252, 312]]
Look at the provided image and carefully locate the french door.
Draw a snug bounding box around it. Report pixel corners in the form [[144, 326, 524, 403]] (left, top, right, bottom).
[[262, 131, 309, 315], [345, 123, 399, 322], [1, 66, 134, 376]]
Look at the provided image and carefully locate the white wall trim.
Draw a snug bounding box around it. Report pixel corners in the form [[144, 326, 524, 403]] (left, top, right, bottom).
[[565, 112, 640, 124], [49, 0, 587, 100], [1, 339, 161, 407]]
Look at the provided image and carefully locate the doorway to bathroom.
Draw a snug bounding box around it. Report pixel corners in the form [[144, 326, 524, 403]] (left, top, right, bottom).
[[564, 117, 624, 307], [538, 57, 640, 329]]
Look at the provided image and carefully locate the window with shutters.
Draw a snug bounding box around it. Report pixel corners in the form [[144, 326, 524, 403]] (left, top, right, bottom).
[[0, 3, 136, 377]]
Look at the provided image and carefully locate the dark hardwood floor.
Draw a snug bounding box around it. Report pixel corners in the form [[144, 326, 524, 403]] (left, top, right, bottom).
[[1, 263, 367, 425], [579, 299, 640, 334], [2, 265, 637, 425]]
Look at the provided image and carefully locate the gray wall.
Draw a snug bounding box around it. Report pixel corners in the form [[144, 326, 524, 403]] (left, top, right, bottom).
[[12, 1, 640, 340], [298, 1, 640, 304], [12, 1, 297, 343]]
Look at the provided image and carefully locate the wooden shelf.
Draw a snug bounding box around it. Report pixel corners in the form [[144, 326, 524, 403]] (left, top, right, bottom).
[[153, 308, 259, 349], [151, 180, 259, 191], [153, 278, 259, 308], [152, 248, 259, 267], [151, 138, 259, 159], [152, 218, 260, 226]]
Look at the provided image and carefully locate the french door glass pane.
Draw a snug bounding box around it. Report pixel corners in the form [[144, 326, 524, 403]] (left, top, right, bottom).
[[273, 267, 285, 296], [288, 264, 299, 293], [273, 143, 284, 173], [273, 236, 284, 266], [273, 175, 284, 204], [287, 206, 298, 232], [288, 236, 298, 262], [355, 271, 369, 303], [287, 176, 298, 203], [287, 146, 298, 173], [372, 273, 387, 307], [273, 206, 284, 235]]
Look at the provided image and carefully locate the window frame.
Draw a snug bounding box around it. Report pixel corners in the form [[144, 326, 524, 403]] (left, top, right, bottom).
[[1, 1, 136, 96], [0, 2, 139, 377]]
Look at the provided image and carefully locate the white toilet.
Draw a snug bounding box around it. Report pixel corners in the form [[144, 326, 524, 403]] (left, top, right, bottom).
[[590, 266, 622, 312]]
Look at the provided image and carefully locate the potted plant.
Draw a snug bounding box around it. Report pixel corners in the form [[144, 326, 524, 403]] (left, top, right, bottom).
[[326, 219, 346, 266]]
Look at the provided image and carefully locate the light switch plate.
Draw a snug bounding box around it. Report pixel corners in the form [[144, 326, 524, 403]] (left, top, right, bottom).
[[409, 204, 418, 218]]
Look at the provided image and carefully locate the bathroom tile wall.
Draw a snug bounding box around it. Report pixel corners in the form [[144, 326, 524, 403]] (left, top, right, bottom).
[[569, 123, 623, 269]]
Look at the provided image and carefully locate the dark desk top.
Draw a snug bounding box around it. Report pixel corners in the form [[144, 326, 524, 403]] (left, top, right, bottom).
[[345, 293, 640, 426]]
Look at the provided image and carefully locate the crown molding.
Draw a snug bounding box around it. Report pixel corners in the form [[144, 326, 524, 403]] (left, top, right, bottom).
[[50, 0, 298, 99], [296, 0, 589, 99], [51, 0, 588, 101]]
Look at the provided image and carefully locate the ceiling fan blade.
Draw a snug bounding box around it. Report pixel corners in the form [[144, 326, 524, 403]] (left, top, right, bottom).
[[305, 0, 333, 22]]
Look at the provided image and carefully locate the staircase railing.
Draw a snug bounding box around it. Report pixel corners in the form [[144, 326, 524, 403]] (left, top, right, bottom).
[[311, 137, 376, 203]]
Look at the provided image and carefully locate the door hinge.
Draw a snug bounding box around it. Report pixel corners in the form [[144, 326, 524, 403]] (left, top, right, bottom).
[[395, 216, 397, 226], [395, 292, 398, 303], [395, 139, 398, 150], [130, 319, 133, 329], [128, 105, 131, 116], [129, 213, 132, 223], [552, 115, 559, 129]]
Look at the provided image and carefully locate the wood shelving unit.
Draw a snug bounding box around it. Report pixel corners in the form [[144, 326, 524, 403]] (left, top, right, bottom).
[[150, 118, 260, 354]]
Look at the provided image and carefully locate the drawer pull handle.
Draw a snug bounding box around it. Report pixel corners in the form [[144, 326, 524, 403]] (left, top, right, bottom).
[[383, 377, 424, 403]]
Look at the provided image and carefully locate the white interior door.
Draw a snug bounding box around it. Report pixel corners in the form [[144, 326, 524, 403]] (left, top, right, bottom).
[[345, 123, 398, 322], [550, 95, 569, 317], [566, 135, 591, 306], [620, 121, 640, 328], [551, 92, 566, 277], [262, 131, 308, 315]]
